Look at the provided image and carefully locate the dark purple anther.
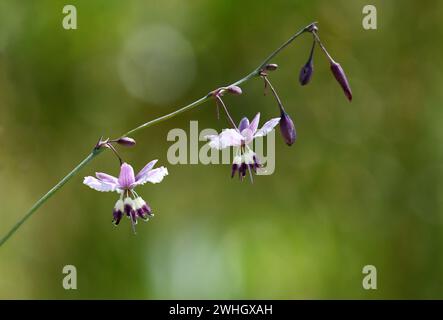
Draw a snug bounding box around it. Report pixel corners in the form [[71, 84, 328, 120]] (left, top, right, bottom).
[[279, 111, 296, 146], [124, 200, 133, 217], [239, 163, 247, 179], [231, 163, 239, 178], [330, 60, 352, 101], [113, 206, 123, 225]]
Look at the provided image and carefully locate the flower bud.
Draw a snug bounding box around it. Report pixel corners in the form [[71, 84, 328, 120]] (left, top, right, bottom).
[[226, 85, 242, 95], [116, 137, 136, 147], [264, 64, 278, 71], [279, 111, 296, 146], [299, 40, 315, 86], [299, 60, 313, 86], [330, 60, 352, 101]]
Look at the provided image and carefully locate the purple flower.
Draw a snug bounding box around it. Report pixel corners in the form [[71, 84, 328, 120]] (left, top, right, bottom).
[[205, 112, 280, 180], [83, 160, 168, 232], [330, 60, 352, 101]]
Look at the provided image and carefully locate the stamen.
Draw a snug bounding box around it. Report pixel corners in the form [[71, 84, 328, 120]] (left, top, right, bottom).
[[247, 164, 254, 183], [130, 218, 137, 235]]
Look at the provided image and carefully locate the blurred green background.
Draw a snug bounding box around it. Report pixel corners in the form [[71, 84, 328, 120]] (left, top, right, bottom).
[[1, 0, 443, 299]]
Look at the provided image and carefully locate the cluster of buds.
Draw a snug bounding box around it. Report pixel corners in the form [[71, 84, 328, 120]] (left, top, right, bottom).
[[206, 22, 352, 182], [300, 23, 352, 101]]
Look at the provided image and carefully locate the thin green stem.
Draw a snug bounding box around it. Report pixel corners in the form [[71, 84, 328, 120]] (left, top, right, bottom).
[[263, 76, 285, 112], [0, 149, 103, 246], [0, 21, 316, 247], [312, 30, 333, 62], [215, 96, 238, 130], [255, 22, 316, 72]]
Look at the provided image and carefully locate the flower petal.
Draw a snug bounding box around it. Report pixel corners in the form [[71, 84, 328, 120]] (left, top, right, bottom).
[[238, 117, 250, 132], [135, 159, 158, 181], [206, 129, 244, 150], [240, 128, 254, 145], [254, 117, 280, 138], [248, 113, 260, 134], [118, 163, 135, 189], [83, 176, 118, 192], [135, 166, 168, 185], [96, 172, 118, 184]]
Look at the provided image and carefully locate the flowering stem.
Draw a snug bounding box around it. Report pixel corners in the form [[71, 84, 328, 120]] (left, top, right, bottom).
[[124, 21, 317, 136], [0, 21, 316, 247]]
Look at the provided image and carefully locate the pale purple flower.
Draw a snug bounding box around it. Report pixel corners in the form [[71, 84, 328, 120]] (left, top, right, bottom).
[[205, 112, 280, 180], [83, 160, 168, 232]]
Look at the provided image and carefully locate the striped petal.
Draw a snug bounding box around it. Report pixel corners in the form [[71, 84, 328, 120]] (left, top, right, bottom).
[[83, 176, 118, 192], [135, 159, 158, 181], [135, 166, 168, 185], [206, 129, 244, 150], [254, 117, 280, 138], [118, 163, 135, 189]]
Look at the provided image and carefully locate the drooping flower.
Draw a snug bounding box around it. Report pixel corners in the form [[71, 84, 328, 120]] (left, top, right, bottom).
[[83, 160, 168, 233], [206, 112, 280, 180]]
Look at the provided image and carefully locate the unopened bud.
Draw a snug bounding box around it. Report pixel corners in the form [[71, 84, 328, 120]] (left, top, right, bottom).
[[330, 60, 352, 101], [226, 85, 242, 95], [279, 111, 296, 146], [264, 64, 278, 71], [116, 137, 136, 147], [299, 40, 315, 86], [299, 60, 313, 86]]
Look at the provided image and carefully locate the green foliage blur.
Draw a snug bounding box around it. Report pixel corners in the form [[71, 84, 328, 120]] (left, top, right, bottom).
[[1, 0, 443, 299]]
